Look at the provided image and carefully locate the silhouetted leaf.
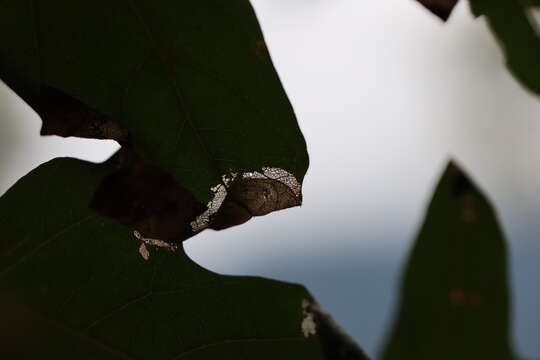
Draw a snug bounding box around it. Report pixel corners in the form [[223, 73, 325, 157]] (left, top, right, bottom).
[[305, 300, 371, 360], [0, 158, 326, 359], [0, 0, 308, 239], [415, 0, 459, 21], [469, 0, 540, 94], [381, 161, 515, 360]]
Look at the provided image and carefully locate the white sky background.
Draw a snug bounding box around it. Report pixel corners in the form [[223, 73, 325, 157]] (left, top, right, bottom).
[[1, 0, 540, 357]]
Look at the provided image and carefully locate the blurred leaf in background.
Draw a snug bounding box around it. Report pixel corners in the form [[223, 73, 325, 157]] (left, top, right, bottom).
[[469, 0, 540, 96], [417, 0, 540, 96], [380, 161, 515, 360]]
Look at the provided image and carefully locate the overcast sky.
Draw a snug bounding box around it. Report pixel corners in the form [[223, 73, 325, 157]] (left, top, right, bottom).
[[1, 0, 539, 357]]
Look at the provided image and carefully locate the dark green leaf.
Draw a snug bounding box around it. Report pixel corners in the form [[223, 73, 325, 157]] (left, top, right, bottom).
[[380, 161, 515, 360], [0, 158, 323, 359], [0, 0, 308, 238], [469, 0, 540, 95]]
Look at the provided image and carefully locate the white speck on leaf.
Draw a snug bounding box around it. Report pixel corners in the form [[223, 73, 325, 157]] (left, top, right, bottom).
[[133, 230, 177, 254], [139, 243, 150, 260], [301, 299, 317, 337]]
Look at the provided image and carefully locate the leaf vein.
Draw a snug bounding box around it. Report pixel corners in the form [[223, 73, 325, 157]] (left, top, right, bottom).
[[172, 336, 307, 359], [126, 0, 220, 178], [0, 215, 96, 277]]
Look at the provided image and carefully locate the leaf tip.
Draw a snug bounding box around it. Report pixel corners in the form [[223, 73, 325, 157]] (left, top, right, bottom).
[[416, 0, 459, 21]]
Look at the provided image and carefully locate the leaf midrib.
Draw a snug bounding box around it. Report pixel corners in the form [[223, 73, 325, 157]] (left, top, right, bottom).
[[126, 0, 220, 179]]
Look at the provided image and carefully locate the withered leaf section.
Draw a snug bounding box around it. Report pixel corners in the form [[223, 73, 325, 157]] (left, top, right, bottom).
[[90, 151, 206, 243], [211, 177, 301, 230], [31, 86, 128, 141]]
